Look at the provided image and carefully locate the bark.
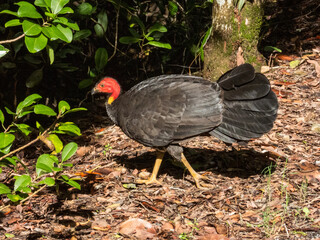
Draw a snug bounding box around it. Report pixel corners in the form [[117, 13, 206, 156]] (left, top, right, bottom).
[[203, 0, 265, 80]]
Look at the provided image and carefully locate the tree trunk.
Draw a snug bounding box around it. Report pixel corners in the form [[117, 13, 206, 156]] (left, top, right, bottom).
[[203, 0, 265, 80]]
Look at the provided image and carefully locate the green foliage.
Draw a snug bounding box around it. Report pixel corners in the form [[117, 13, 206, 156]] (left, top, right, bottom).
[[119, 20, 172, 52], [0, 94, 86, 202], [0, 0, 79, 55]]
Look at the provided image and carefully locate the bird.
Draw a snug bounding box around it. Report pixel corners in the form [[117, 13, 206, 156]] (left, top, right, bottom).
[[91, 63, 278, 188]]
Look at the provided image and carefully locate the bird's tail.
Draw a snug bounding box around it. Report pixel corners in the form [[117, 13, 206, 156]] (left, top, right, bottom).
[[210, 63, 278, 143]]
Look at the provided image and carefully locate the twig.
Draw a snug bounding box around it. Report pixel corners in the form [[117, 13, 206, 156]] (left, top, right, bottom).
[[0, 185, 47, 212], [108, 7, 120, 61], [0, 33, 25, 44], [0, 115, 60, 161]]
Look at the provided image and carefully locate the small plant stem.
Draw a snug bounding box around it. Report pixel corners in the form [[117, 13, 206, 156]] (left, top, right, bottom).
[[0, 137, 40, 161], [0, 115, 61, 161], [0, 33, 25, 44], [0, 185, 47, 212], [108, 7, 119, 61]]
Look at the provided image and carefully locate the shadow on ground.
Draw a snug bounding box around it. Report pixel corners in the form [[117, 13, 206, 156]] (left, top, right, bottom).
[[112, 147, 276, 182]]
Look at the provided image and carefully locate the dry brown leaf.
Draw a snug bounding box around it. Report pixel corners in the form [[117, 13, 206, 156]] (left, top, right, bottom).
[[307, 59, 320, 77], [198, 234, 230, 240], [236, 47, 245, 66], [92, 219, 111, 231], [119, 218, 157, 240]]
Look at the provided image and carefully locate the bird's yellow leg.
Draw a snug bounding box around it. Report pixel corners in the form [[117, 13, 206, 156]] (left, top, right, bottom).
[[136, 151, 165, 185], [180, 153, 210, 188]]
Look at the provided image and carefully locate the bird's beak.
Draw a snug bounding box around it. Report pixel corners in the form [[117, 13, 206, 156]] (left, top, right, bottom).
[[91, 87, 98, 95]]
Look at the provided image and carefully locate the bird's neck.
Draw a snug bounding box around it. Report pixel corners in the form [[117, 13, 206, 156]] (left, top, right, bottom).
[[106, 96, 119, 125]]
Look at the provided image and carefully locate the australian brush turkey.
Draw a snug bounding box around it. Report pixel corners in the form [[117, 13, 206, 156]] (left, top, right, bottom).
[[91, 64, 278, 188]]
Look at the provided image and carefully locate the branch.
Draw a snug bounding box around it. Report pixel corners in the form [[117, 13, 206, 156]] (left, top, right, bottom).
[[0, 33, 25, 44], [0, 116, 60, 161]]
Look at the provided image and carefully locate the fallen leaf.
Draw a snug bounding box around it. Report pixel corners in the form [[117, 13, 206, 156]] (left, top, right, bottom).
[[119, 218, 157, 240], [261, 66, 270, 73], [236, 47, 245, 66], [92, 219, 111, 231], [290, 60, 300, 68], [161, 222, 174, 231], [307, 60, 320, 77], [277, 54, 294, 61], [76, 146, 91, 157], [198, 234, 230, 240]]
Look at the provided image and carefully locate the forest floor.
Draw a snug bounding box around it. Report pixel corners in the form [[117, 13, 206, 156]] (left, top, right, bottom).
[[1, 51, 320, 239]]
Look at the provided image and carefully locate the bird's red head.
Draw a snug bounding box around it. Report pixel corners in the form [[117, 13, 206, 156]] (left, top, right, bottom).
[[92, 77, 121, 104]]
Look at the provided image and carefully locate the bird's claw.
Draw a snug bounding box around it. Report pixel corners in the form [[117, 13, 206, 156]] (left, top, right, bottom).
[[193, 173, 212, 189], [136, 177, 162, 185]]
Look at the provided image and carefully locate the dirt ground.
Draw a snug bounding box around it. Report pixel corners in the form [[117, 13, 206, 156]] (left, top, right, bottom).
[[1, 51, 320, 239]]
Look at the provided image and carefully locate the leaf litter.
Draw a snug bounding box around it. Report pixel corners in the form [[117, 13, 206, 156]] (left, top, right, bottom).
[[1, 57, 320, 239]]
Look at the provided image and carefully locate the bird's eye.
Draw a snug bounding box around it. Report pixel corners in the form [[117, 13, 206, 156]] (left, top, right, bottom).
[[100, 84, 105, 87]]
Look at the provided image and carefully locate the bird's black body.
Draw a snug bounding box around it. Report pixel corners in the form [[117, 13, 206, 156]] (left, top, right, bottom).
[[106, 64, 278, 147], [93, 64, 278, 187]]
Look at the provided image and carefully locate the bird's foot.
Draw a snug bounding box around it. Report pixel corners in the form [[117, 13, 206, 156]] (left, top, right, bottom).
[[136, 177, 162, 185], [192, 172, 212, 189]]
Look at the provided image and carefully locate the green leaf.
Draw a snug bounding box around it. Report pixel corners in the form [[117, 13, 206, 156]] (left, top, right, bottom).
[[4, 233, 15, 238], [131, 16, 146, 33], [60, 175, 80, 189], [78, 79, 93, 89], [36, 154, 57, 176], [2, 62, 16, 69], [0, 183, 11, 194], [26, 68, 43, 88], [237, 0, 246, 11], [16, 93, 42, 115], [34, 104, 57, 116], [95, 48, 108, 71], [61, 142, 77, 162], [55, 122, 81, 136], [168, 1, 178, 16], [58, 100, 70, 114], [53, 17, 79, 31], [51, 0, 69, 14], [290, 60, 300, 68], [22, 20, 42, 36], [65, 179, 80, 189], [0, 133, 15, 149], [34, 0, 49, 7], [43, 177, 55, 186], [56, 24, 72, 42], [74, 29, 92, 40], [199, 26, 212, 61], [147, 41, 172, 49], [5, 107, 16, 115], [7, 194, 24, 202], [94, 11, 108, 37], [119, 36, 140, 44], [0, 109, 4, 125], [264, 46, 282, 53], [5, 19, 22, 28], [25, 34, 48, 53], [148, 23, 167, 34], [16, 1, 42, 19], [47, 45, 54, 64], [0, 45, 10, 58], [62, 163, 73, 167], [13, 175, 31, 192], [47, 134, 63, 153], [77, 2, 93, 15], [64, 107, 87, 115], [0, 10, 18, 17], [14, 123, 33, 136], [59, 7, 74, 14], [1, 157, 18, 167]]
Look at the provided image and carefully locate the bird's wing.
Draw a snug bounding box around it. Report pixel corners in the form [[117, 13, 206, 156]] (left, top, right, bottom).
[[114, 75, 223, 147]]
